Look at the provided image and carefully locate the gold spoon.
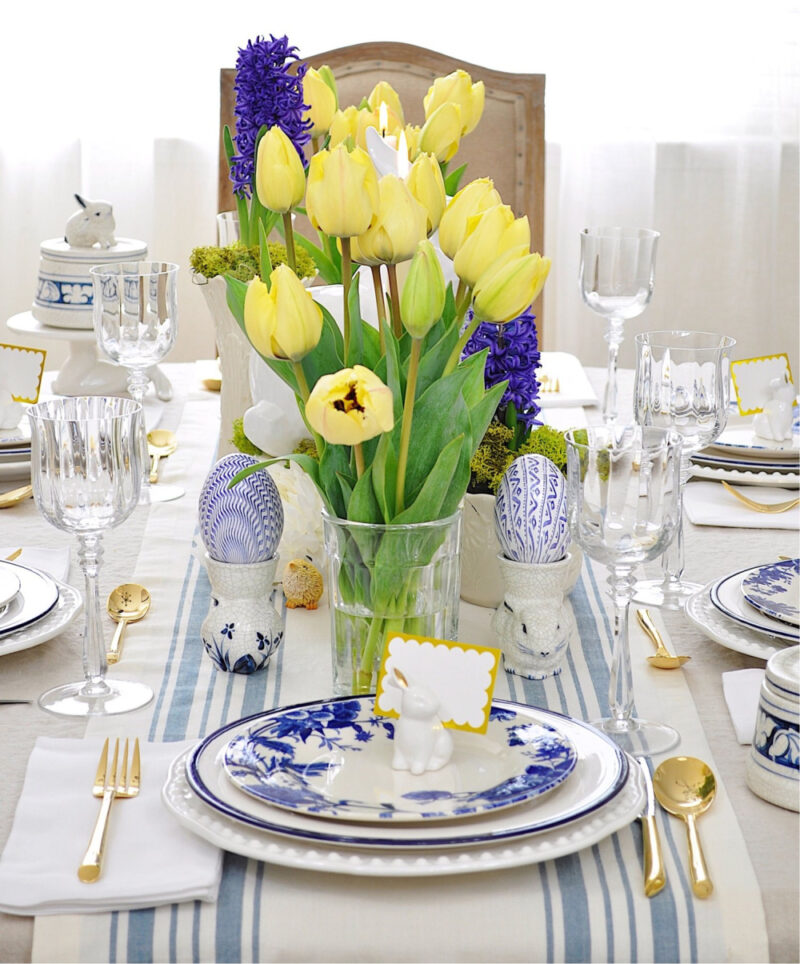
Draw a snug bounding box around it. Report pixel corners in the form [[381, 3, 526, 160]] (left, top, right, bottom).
[[653, 756, 716, 898], [0, 484, 33, 509], [636, 609, 691, 669], [106, 584, 151, 664], [146, 430, 177, 484], [721, 480, 800, 514]]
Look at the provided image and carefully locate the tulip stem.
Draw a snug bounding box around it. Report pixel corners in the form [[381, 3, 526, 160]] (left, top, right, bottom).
[[370, 266, 387, 354], [341, 237, 352, 359], [395, 337, 422, 512], [387, 264, 403, 339], [444, 309, 481, 376], [354, 442, 365, 479], [292, 362, 310, 403], [282, 212, 297, 273]]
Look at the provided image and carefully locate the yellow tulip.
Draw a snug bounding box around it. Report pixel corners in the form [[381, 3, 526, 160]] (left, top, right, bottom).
[[302, 67, 337, 139], [400, 240, 446, 338], [254, 126, 306, 215], [351, 175, 427, 266], [453, 205, 531, 288], [244, 265, 323, 362], [367, 81, 405, 129], [403, 124, 422, 162], [328, 106, 380, 152], [419, 102, 462, 163], [472, 247, 552, 323], [406, 153, 446, 235], [437, 178, 502, 260], [423, 69, 485, 135], [305, 144, 380, 238], [305, 365, 395, 445]]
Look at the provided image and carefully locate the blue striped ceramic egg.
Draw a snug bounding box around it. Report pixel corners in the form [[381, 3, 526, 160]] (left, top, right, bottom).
[[198, 454, 284, 563], [494, 454, 570, 564]]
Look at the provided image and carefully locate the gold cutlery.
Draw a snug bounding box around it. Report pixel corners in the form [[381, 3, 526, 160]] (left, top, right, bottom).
[[653, 756, 716, 898], [539, 374, 561, 394], [0, 484, 33, 509], [146, 430, 178, 484], [636, 609, 691, 669], [106, 584, 151, 664], [636, 757, 666, 897], [721, 481, 800, 514], [78, 738, 140, 883], [4, 549, 22, 562]]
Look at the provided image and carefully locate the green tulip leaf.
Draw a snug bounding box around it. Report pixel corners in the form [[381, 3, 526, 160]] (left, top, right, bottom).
[[371, 433, 398, 522], [293, 232, 339, 284], [390, 434, 463, 525], [348, 465, 383, 524]]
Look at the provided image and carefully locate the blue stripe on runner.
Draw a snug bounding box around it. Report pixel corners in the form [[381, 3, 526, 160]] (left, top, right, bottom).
[[538, 862, 555, 960], [610, 833, 638, 961], [192, 899, 202, 963], [126, 907, 155, 962], [659, 811, 698, 961], [169, 904, 178, 962], [554, 852, 591, 962], [252, 859, 265, 959], [590, 843, 615, 961], [163, 562, 211, 740], [573, 567, 614, 715], [215, 853, 248, 962], [109, 911, 118, 962], [563, 642, 589, 720]]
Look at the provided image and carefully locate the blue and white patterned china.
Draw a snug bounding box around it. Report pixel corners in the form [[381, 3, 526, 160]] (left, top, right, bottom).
[[708, 423, 799, 461], [221, 697, 577, 822], [494, 455, 569, 565], [198, 454, 284, 564], [186, 697, 628, 848], [741, 559, 800, 627], [710, 566, 800, 643], [685, 582, 788, 662]]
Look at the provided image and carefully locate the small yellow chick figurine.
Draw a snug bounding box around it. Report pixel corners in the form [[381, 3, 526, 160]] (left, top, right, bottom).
[[282, 559, 324, 610]]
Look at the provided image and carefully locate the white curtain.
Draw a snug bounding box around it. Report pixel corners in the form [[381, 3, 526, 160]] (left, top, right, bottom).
[[1, 0, 797, 371]]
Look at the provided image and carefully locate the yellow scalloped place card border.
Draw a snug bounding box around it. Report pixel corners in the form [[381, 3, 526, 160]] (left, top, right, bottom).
[[374, 631, 502, 734], [0, 343, 47, 403], [731, 354, 794, 415]]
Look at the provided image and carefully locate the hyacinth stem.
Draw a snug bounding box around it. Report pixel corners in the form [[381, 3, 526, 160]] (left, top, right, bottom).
[[282, 212, 297, 273], [370, 266, 387, 354], [354, 443, 365, 479], [395, 337, 422, 512], [292, 362, 310, 403], [443, 293, 479, 375], [387, 264, 403, 339], [341, 237, 353, 359], [312, 136, 320, 155]]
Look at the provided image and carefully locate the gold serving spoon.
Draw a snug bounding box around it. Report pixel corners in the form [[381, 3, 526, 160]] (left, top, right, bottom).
[[0, 484, 33, 509], [146, 430, 178, 484], [106, 584, 151, 664], [636, 609, 691, 669], [653, 756, 716, 898], [721, 481, 800, 514]]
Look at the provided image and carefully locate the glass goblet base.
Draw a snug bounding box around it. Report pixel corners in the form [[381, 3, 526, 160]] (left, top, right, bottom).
[[633, 576, 704, 611], [38, 678, 153, 717], [590, 715, 680, 757]]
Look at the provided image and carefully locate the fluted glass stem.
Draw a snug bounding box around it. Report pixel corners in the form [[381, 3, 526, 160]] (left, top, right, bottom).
[[77, 532, 111, 697], [126, 368, 150, 500], [606, 566, 635, 728], [603, 317, 625, 424], [658, 452, 692, 594]]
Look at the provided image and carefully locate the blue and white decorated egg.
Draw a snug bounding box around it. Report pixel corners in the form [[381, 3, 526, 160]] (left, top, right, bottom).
[[494, 454, 570, 564], [198, 454, 284, 564]]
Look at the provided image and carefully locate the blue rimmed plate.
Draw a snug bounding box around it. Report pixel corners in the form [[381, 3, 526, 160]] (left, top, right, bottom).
[[710, 565, 800, 643], [742, 559, 800, 627]]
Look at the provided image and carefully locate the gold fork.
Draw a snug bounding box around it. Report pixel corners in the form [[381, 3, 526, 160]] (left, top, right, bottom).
[[540, 374, 561, 394], [721, 481, 800, 514], [78, 738, 140, 883], [0, 484, 33, 509]]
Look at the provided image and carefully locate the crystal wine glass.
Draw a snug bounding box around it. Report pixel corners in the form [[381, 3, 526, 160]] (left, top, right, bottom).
[[27, 396, 153, 717], [566, 424, 682, 755], [633, 329, 736, 609], [579, 227, 660, 424], [90, 261, 181, 503]]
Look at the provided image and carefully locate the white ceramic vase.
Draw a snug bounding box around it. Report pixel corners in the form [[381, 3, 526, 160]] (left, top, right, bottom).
[[460, 493, 505, 608]]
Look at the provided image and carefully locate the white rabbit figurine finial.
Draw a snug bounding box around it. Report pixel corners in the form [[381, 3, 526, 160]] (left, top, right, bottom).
[[387, 666, 454, 775], [64, 193, 116, 249], [753, 374, 795, 441]]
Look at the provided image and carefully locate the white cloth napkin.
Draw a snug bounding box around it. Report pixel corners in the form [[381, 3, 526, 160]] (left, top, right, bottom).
[[684, 481, 800, 530], [0, 737, 222, 915], [722, 668, 765, 744], [0, 546, 70, 582]]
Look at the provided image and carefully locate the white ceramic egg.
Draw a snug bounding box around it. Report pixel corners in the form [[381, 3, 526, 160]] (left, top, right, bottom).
[[493, 454, 570, 564]]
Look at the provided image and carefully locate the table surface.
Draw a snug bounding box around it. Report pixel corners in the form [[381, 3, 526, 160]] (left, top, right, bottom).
[[0, 362, 797, 964]]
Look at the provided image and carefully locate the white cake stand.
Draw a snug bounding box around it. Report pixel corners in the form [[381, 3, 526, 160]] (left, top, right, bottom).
[[6, 312, 173, 400]]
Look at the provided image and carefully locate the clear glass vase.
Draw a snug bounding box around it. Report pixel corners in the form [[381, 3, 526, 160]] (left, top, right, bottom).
[[323, 510, 462, 696]]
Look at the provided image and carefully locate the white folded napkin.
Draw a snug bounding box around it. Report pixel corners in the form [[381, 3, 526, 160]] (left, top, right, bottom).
[[0, 737, 222, 915], [722, 668, 765, 743], [0, 546, 70, 582], [684, 481, 800, 530]]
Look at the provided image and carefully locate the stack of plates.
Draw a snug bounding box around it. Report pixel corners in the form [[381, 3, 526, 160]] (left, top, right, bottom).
[[162, 696, 646, 877], [691, 415, 799, 489], [0, 559, 81, 657], [686, 558, 800, 661], [0, 422, 32, 483]]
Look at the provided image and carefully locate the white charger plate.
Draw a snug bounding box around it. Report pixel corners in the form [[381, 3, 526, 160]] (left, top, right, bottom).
[[0, 563, 59, 637], [0, 567, 20, 609], [711, 566, 800, 643], [0, 581, 81, 657], [741, 559, 800, 627], [686, 581, 792, 661], [187, 700, 628, 849], [0, 460, 30, 482], [689, 462, 799, 489], [707, 423, 799, 460], [165, 747, 644, 877]]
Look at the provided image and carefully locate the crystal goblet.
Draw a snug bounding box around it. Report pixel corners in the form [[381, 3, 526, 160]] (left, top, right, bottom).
[[566, 424, 682, 755], [27, 396, 153, 717]]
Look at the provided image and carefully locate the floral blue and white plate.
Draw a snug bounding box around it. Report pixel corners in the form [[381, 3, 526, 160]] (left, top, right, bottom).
[[741, 559, 800, 627], [710, 565, 800, 643], [221, 697, 578, 823]]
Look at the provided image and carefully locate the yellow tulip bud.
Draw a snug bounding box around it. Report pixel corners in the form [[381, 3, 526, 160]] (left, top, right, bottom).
[[406, 153, 446, 235], [453, 205, 531, 288], [403, 124, 422, 162], [437, 178, 502, 260], [244, 265, 323, 362], [472, 248, 552, 323], [328, 106, 359, 149], [400, 240, 446, 339], [351, 175, 427, 266], [303, 67, 337, 139], [423, 69, 485, 135], [305, 365, 394, 445], [255, 126, 306, 215], [367, 81, 405, 129], [419, 102, 462, 163], [305, 144, 380, 238]]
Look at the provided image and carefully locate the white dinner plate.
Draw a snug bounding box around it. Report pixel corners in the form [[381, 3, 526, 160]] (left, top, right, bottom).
[[692, 451, 799, 472], [685, 582, 791, 661], [0, 581, 81, 657], [689, 462, 799, 489], [0, 563, 59, 637], [0, 460, 30, 482], [741, 559, 800, 627], [186, 700, 628, 849], [707, 423, 799, 460], [0, 567, 20, 609], [0, 421, 31, 448], [165, 747, 644, 877], [536, 352, 598, 409], [710, 567, 800, 643], [0, 447, 31, 463], [222, 699, 578, 823]]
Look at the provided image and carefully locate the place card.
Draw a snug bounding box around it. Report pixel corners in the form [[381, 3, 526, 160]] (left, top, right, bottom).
[[0, 343, 46, 403], [731, 354, 794, 414], [374, 632, 501, 734]]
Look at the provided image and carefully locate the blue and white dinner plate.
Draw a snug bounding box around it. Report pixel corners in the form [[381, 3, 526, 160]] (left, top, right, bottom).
[[741, 559, 800, 627], [221, 698, 577, 823], [710, 565, 800, 643], [185, 697, 628, 849]]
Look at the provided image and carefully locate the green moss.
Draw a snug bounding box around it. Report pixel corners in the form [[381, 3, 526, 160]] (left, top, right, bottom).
[[231, 418, 265, 457], [470, 422, 587, 495], [295, 437, 319, 460], [190, 241, 315, 282]]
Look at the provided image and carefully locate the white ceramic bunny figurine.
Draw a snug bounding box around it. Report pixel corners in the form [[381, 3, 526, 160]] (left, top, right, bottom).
[[387, 667, 453, 775], [753, 376, 795, 441], [64, 194, 116, 248]]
